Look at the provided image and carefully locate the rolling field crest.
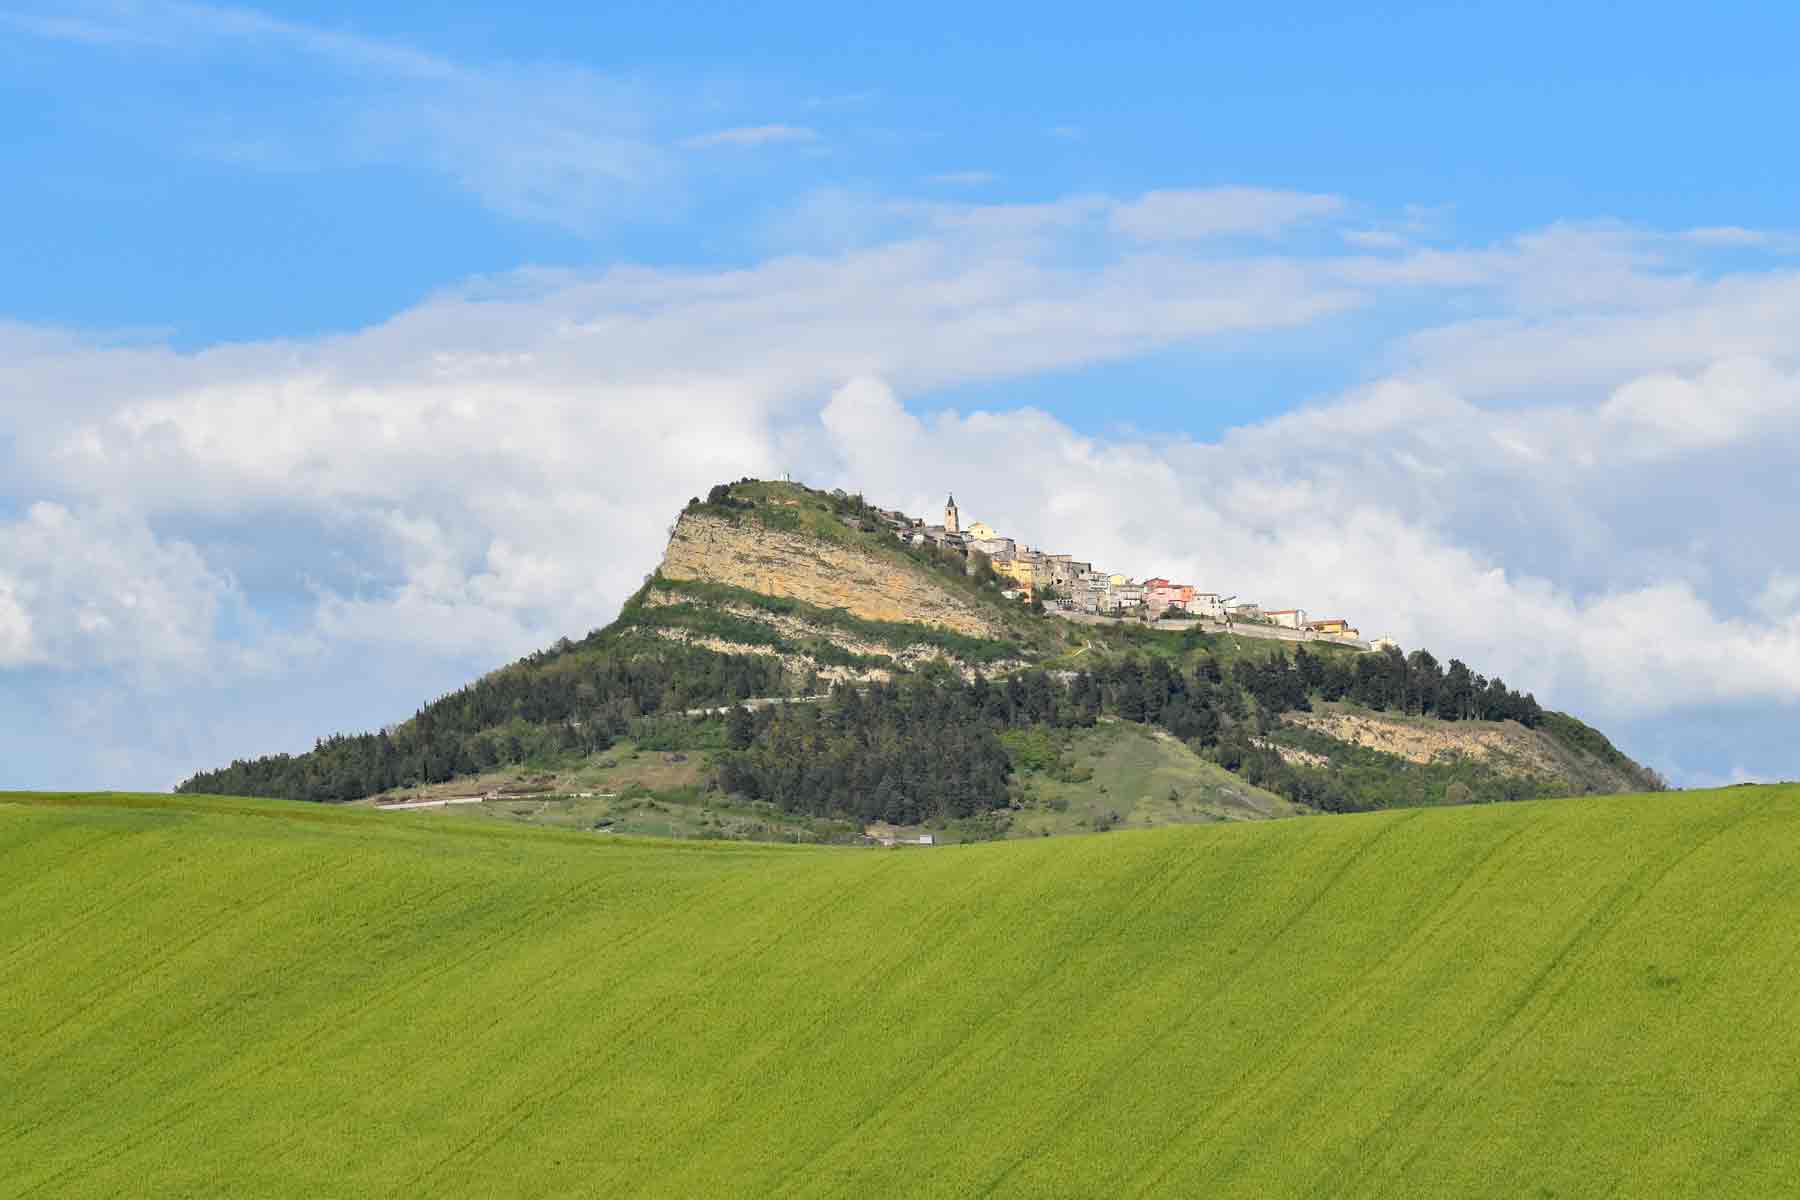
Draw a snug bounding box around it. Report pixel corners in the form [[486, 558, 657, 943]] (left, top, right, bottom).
[[4, 788, 1799, 1197]]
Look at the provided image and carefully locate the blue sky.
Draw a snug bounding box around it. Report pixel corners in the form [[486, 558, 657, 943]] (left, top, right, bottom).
[[9, 2, 1797, 346], [3, 1, 1800, 790]]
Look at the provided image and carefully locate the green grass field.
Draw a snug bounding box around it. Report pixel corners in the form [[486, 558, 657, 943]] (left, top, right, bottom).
[[5, 786, 1799, 1197], [1008, 720, 1297, 833], [400, 723, 1294, 844]]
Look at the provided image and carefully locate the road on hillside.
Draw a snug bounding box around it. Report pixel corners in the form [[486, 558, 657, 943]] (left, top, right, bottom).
[[374, 796, 487, 812], [682, 694, 830, 717]]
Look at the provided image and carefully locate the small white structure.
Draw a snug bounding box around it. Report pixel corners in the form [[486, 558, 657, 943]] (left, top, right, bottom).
[[1191, 592, 1227, 619]]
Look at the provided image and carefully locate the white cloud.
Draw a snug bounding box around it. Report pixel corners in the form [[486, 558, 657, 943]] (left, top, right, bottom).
[[680, 124, 819, 149], [1599, 357, 1800, 455], [0, 503, 236, 678], [1112, 187, 1344, 241], [1756, 574, 1800, 623], [1402, 269, 1800, 399], [0, 576, 39, 667]]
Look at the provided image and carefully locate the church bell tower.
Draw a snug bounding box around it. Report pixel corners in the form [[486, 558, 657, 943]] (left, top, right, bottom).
[[945, 493, 960, 535]]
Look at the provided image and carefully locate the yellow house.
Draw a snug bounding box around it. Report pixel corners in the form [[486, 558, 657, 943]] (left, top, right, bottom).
[[994, 558, 1039, 590], [965, 520, 998, 540]]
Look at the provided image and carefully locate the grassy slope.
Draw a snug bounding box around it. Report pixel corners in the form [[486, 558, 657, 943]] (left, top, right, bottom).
[[361, 724, 1296, 843], [397, 745, 863, 843], [10, 787, 1796, 1198], [1011, 721, 1297, 832]]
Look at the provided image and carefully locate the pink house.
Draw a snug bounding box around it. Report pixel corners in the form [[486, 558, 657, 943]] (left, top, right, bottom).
[[1146, 582, 1196, 611]]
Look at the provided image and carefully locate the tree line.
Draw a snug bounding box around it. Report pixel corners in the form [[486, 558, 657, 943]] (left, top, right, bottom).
[[715, 674, 1021, 826], [180, 623, 1549, 816], [713, 646, 1549, 824], [1243, 645, 1544, 727], [176, 640, 785, 802], [715, 657, 1239, 824]]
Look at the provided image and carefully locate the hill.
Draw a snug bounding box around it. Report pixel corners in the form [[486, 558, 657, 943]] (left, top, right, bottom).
[[178, 478, 1660, 828], [347, 719, 1296, 844], [5, 785, 1797, 1197]]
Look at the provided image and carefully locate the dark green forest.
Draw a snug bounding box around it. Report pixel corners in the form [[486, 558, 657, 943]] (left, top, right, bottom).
[[176, 639, 785, 803], [707, 646, 1555, 823], [180, 623, 1588, 819]]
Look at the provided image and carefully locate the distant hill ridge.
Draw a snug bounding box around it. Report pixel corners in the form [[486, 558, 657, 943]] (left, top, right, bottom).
[[179, 478, 1662, 827]]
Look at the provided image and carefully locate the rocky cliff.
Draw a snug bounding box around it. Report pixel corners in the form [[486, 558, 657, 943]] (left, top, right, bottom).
[[1280, 707, 1657, 796], [659, 510, 1008, 639]]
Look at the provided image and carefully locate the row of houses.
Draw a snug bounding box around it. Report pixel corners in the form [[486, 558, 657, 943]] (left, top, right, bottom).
[[875, 493, 1365, 639], [1220, 605, 1361, 637], [879, 495, 1098, 599]]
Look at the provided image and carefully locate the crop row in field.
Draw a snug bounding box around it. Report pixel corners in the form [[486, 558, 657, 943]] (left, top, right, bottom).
[[3, 786, 1798, 1197]]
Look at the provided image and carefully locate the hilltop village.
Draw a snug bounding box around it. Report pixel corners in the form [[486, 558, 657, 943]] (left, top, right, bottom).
[[868, 492, 1385, 651]]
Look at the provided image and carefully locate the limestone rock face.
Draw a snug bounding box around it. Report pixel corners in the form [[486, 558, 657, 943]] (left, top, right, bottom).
[[1282, 710, 1647, 795], [659, 513, 1005, 639]]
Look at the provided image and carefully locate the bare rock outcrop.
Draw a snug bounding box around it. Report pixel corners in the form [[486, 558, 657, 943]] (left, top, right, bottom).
[[659, 513, 1005, 639], [1281, 709, 1644, 793]]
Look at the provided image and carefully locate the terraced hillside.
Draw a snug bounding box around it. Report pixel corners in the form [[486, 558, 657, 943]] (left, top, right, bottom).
[[5, 786, 1797, 1197]]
